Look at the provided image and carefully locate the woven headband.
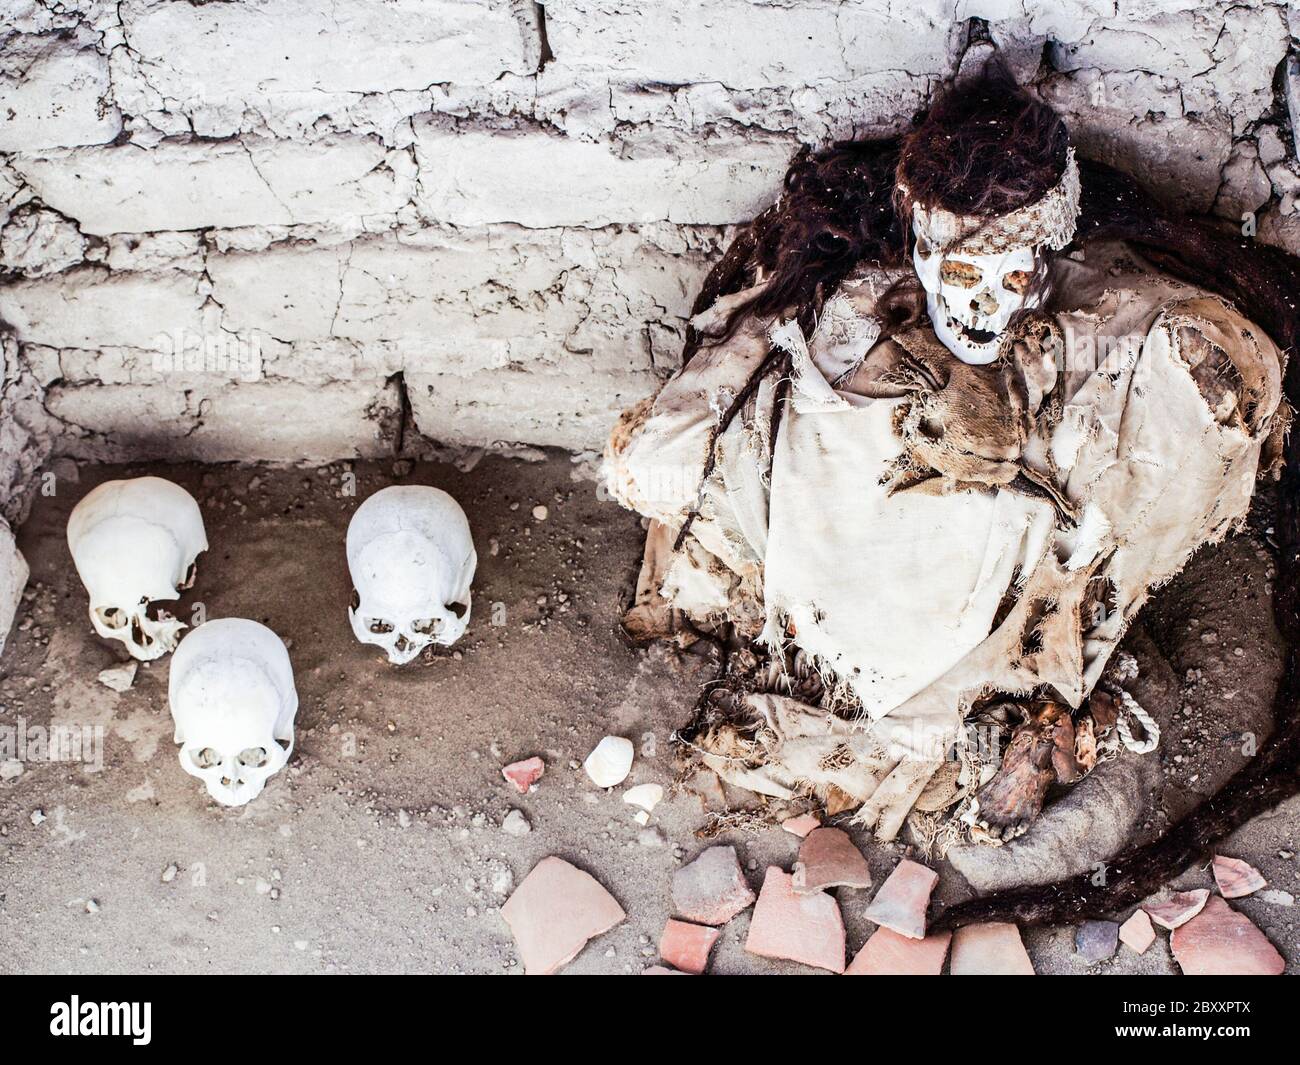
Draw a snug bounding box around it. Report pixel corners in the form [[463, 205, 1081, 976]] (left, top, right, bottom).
[[903, 147, 1081, 256]]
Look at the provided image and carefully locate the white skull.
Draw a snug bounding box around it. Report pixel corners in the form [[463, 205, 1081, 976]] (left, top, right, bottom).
[[346, 485, 477, 665], [169, 618, 297, 808], [912, 220, 1039, 365], [67, 476, 208, 661]]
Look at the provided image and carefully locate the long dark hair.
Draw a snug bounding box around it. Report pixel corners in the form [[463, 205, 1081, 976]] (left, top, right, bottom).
[[681, 67, 1300, 928]]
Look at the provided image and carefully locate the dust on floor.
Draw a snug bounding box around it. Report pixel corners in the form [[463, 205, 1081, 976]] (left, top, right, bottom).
[[0, 455, 1296, 973]]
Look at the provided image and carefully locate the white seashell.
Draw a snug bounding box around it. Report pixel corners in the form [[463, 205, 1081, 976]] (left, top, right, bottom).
[[623, 783, 664, 813], [583, 736, 634, 788]]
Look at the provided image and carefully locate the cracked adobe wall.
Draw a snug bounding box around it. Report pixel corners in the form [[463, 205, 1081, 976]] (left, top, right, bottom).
[[1, 0, 1299, 520]]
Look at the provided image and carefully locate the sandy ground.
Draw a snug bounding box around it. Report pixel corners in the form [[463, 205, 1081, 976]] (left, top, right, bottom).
[[0, 454, 1296, 974]]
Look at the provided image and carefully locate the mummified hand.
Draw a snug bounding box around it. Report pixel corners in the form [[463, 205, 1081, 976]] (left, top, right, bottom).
[[972, 699, 1081, 841]]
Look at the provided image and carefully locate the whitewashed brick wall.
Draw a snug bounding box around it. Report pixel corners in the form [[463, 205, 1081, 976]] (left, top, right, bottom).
[[1, 0, 1298, 519]]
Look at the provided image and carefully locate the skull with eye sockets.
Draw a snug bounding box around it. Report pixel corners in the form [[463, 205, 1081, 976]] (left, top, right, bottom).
[[905, 148, 1080, 366], [911, 225, 1039, 365], [169, 618, 297, 808], [67, 476, 207, 661], [346, 485, 477, 665]]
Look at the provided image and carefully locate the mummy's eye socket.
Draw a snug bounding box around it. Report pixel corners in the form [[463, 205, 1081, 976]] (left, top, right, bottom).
[[1002, 270, 1033, 295], [940, 259, 983, 289]]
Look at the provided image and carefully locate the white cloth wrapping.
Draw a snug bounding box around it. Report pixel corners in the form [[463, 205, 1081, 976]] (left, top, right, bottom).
[[604, 242, 1287, 834]]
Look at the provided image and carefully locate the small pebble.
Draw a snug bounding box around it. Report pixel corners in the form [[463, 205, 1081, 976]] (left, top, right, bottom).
[[502, 809, 532, 837]]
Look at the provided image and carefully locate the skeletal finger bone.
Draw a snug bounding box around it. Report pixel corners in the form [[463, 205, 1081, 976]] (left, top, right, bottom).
[[346, 485, 477, 665], [169, 618, 298, 808], [67, 476, 207, 661]]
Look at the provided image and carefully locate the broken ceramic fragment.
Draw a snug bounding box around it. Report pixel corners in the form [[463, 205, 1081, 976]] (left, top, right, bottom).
[[744, 867, 845, 973], [1144, 888, 1210, 930], [950, 922, 1035, 975], [672, 845, 756, 926], [502, 756, 545, 794], [791, 827, 872, 893], [781, 813, 820, 837], [1118, 909, 1156, 954], [1170, 895, 1284, 976], [1212, 855, 1266, 899], [862, 858, 937, 939], [845, 927, 951, 975], [500, 856, 626, 975], [659, 918, 720, 975]]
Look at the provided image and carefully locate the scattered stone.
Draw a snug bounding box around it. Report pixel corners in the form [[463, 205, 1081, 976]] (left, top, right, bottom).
[[583, 735, 634, 788], [161, 863, 178, 884], [791, 827, 872, 893], [30, 809, 45, 826], [744, 867, 846, 973], [96, 661, 138, 693], [532, 504, 549, 521], [502, 756, 544, 794], [1212, 855, 1266, 899], [672, 845, 756, 926], [489, 865, 514, 896], [1258, 889, 1294, 906], [659, 918, 720, 975], [845, 927, 951, 975], [84, 899, 100, 914], [500, 857, 626, 975], [1075, 920, 1119, 963], [1170, 895, 1284, 976], [0, 758, 22, 781], [637, 827, 666, 848], [501, 809, 531, 837], [863, 858, 938, 939], [950, 922, 1035, 975], [781, 813, 820, 837], [623, 783, 664, 813], [1145, 888, 1210, 930], [1118, 910, 1156, 954]]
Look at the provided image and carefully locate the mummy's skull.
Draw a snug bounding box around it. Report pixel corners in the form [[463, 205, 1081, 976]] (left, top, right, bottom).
[[912, 221, 1038, 365], [67, 476, 207, 660], [346, 485, 476, 665], [169, 618, 297, 807]]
